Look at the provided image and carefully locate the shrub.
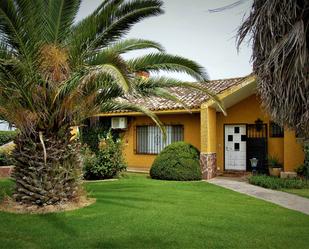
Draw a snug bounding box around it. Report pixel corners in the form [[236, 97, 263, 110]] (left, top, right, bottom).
[[82, 132, 127, 180], [80, 145, 96, 174], [295, 164, 307, 177], [0, 151, 14, 166], [150, 142, 201, 181], [267, 155, 283, 168], [248, 175, 309, 190], [0, 130, 18, 146], [80, 118, 120, 153], [80, 126, 109, 153]]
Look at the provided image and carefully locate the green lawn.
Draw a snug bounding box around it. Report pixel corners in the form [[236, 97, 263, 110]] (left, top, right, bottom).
[[1, 174, 309, 249], [283, 188, 309, 199]]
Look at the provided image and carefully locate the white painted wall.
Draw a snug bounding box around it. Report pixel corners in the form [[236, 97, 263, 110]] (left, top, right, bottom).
[[0, 121, 15, 131]]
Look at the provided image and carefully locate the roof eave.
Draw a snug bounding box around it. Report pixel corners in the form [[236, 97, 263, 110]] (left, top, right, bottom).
[[202, 75, 257, 111], [96, 108, 201, 117]]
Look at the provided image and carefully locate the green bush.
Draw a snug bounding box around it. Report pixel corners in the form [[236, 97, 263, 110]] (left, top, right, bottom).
[[267, 155, 283, 168], [249, 175, 309, 190], [0, 130, 18, 146], [0, 151, 14, 166], [295, 164, 307, 177], [80, 119, 120, 153], [150, 142, 201, 181], [82, 132, 127, 180]]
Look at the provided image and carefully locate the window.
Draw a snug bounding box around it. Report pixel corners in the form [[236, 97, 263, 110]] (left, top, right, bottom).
[[136, 125, 184, 154], [234, 143, 240, 151], [228, 135, 233, 141], [234, 127, 240, 133], [270, 122, 284, 137]]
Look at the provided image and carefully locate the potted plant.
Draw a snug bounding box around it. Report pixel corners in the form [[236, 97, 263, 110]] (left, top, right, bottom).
[[268, 155, 283, 177]]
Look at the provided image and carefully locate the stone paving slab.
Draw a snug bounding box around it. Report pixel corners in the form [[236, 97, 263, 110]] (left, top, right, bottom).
[[207, 177, 309, 215]]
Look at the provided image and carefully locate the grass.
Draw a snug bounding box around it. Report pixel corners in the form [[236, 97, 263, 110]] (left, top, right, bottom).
[[0, 174, 309, 249], [0, 178, 12, 202], [283, 188, 309, 199]]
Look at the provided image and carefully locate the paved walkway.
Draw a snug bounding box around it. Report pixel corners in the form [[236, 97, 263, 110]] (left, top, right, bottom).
[[208, 177, 309, 215]]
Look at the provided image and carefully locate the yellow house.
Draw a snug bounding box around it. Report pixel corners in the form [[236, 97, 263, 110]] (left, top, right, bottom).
[[98, 75, 304, 179]]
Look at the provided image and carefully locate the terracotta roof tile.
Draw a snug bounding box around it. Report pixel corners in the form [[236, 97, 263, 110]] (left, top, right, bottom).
[[113, 75, 252, 112]]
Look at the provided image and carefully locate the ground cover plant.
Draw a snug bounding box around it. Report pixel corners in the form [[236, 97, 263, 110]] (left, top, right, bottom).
[[0, 174, 309, 249], [249, 175, 309, 190]]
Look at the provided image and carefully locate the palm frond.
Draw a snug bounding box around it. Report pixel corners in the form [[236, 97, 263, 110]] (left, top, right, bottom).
[[103, 38, 165, 54], [237, 0, 308, 136], [0, 1, 26, 53], [45, 0, 82, 43], [68, 0, 123, 66], [68, 0, 163, 64], [90, 0, 163, 48], [87, 51, 132, 92], [127, 53, 209, 81]]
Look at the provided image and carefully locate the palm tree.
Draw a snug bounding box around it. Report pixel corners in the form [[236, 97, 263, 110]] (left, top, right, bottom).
[[237, 0, 309, 138], [0, 0, 218, 206], [237, 0, 309, 178]]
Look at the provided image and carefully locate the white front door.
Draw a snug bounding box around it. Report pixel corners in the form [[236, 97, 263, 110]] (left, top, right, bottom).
[[225, 125, 247, 170]]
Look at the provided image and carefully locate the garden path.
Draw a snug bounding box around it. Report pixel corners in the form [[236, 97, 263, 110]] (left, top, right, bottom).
[[208, 177, 309, 215]]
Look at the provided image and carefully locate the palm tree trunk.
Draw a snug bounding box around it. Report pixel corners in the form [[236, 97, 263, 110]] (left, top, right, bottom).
[[12, 132, 82, 205]]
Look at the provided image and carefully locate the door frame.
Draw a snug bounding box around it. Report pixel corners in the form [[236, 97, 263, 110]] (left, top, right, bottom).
[[223, 123, 248, 171]]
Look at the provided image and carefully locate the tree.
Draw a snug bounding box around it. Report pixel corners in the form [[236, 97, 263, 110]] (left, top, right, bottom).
[[237, 0, 309, 138], [0, 0, 218, 206], [237, 0, 309, 175]]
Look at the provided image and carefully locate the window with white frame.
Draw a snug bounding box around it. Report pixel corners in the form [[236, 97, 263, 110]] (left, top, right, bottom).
[[136, 125, 184, 154]]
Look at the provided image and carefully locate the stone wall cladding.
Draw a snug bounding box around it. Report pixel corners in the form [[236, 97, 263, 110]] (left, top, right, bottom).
[[0, 166, 14, 178], [200, 153, 217, 180]]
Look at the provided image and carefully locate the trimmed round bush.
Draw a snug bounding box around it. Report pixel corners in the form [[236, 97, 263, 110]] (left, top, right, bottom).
[[150, 142, 202, 181]]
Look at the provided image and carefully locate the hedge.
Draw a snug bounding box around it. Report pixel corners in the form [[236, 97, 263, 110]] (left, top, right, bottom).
[[150, 142, 202, 181], [0, 130, 18, 146]]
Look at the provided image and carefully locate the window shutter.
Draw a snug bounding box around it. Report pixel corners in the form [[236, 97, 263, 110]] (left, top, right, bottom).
[[136, 125, 184, 154]]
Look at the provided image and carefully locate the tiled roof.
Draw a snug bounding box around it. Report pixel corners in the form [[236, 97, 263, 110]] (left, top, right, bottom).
[[114, 75, 253, 112]]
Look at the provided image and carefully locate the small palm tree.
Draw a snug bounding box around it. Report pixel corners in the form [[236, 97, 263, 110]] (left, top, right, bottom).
[[0, 0, 218, 206]]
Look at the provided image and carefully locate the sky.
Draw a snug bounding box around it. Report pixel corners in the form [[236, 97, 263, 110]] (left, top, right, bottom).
[[77, 0, 253, 81]]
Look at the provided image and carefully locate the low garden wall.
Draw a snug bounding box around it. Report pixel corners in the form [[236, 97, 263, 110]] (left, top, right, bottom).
[[0, 166, 14, 178]]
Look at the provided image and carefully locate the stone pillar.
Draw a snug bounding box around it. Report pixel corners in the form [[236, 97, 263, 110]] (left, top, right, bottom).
[[200, 105, 217, 179], [200, 153, 216, 180]]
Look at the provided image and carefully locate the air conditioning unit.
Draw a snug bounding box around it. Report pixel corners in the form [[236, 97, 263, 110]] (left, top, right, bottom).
[[111, 117, 127, 129]]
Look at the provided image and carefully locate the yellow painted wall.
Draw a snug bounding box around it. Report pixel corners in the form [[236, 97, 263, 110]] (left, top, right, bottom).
[[200, 106, 217, 153], [216, 94, 288, 171], [122, 113, 200, 169], [284, 130, 305, 171], [109, 94, 303, 172]]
